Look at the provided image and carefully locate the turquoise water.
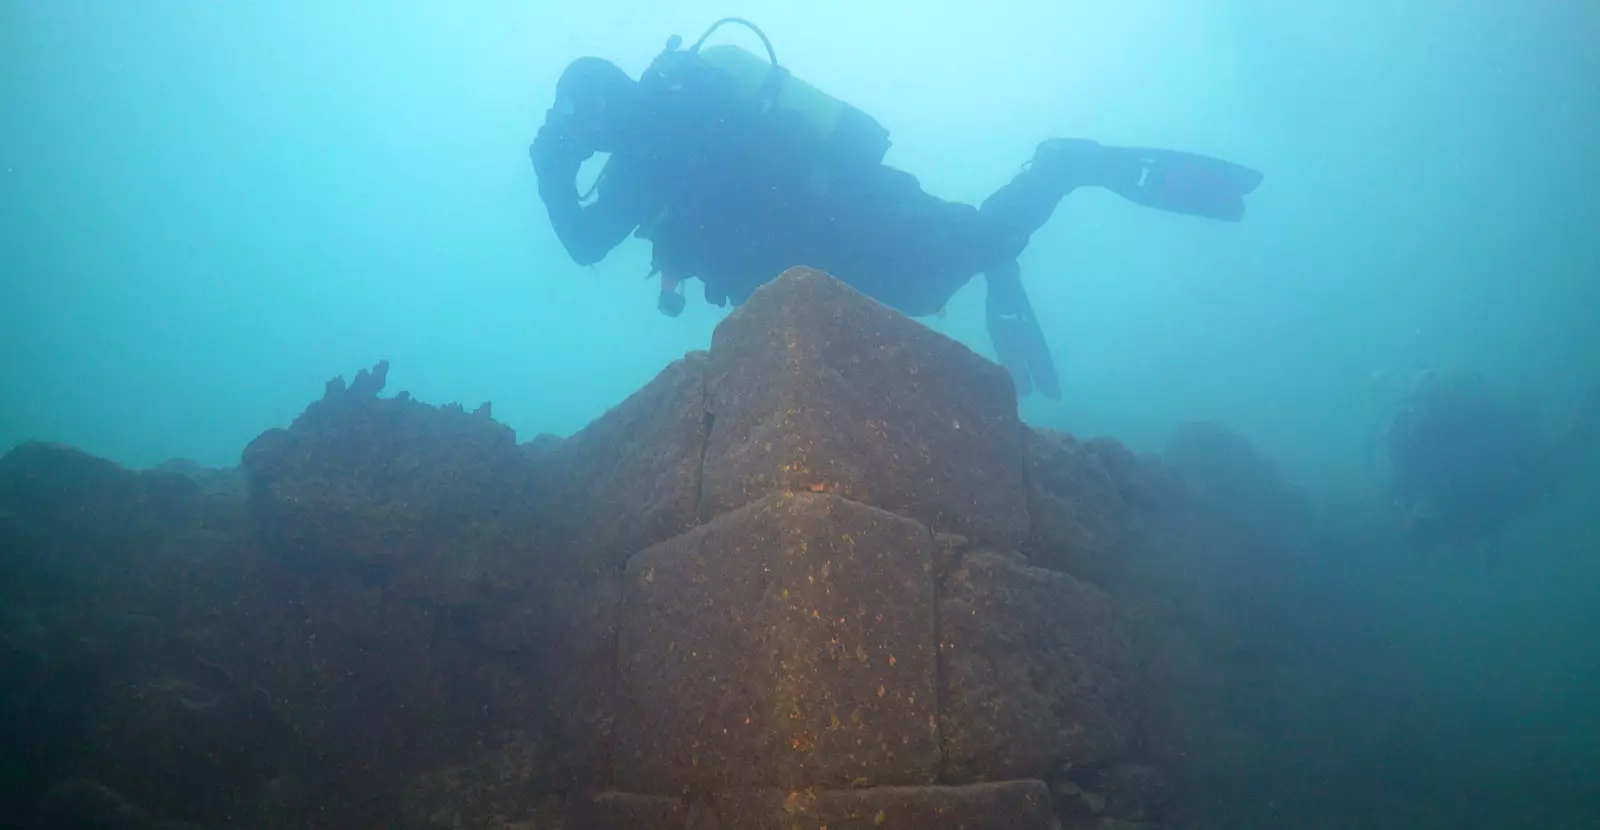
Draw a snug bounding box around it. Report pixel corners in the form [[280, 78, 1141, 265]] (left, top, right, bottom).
[[3, 2, 1597, 826], [5, 2, 1592, 480]]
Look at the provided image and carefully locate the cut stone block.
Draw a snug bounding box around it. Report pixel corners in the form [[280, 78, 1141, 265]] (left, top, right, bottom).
[[568, 791, 688, 830], [940, 551, 1135, 782], [514, 353, 712, 786], [542, 350, 712, 569], [701, 267, 1029, 551], [615, 492, 940, 793], [713, 780, 1056, 830]]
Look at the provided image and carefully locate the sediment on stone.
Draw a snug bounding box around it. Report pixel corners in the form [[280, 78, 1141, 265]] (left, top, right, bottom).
[[614, 491, 941, 794], [712, 779, 1056, 830], [700, 267, 1031, 552], [0, 268, 1322, 829]]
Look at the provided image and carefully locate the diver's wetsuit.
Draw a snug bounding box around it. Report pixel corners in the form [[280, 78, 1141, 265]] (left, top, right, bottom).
[[537, 76, 1054, 319], [534, 51, 1260, 397]]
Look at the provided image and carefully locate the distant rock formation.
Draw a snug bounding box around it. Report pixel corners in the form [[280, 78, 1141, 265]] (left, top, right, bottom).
[[0, 267, 1315, 830]]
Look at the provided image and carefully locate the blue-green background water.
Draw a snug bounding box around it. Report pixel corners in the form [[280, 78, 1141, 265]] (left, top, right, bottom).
[[2, 2, 1598, 826], [6, 1, 1595, 484]]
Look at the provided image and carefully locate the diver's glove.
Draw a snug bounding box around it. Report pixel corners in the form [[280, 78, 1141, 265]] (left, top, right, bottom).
[[529, 117, 590, 183]]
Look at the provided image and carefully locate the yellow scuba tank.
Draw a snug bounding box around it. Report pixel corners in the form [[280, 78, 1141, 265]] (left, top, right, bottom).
[[644, 18, 892, 171], [698, 43, 852, 154]]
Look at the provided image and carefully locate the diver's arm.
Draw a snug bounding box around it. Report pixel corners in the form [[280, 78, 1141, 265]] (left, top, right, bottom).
[[537, 169, 640, 266], [530, 127, 641, 266]]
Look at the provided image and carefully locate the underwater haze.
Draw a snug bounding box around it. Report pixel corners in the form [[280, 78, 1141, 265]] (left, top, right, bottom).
[[3, 1, 1599, 827], [2, 1, 1596, 480]]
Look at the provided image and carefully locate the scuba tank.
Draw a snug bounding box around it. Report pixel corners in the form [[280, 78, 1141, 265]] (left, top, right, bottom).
[[641, 17, 892, 173], [636, 18, 894, 317]]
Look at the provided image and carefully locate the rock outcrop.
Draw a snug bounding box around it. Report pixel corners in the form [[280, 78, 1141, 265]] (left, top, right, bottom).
[[0, 267, 1316, 829]]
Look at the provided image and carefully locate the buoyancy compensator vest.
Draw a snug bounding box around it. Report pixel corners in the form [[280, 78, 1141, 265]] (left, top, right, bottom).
[[642, 18, 893, 173], [634, 18, 893, 316]]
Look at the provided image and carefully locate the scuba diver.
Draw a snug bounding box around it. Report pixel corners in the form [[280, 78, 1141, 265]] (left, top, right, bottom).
[[1385, 369, 1599, 561], [529, 18, 1264, 398]]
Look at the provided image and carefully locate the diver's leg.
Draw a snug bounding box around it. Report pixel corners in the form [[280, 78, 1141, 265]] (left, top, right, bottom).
[[963, 141, 1112, 400], [827, 169, 997, 317], [814, 165, 1055, 403], [975, 138, 1109, 264], [1101, 146, 1263, 221], [966, 139, 1262, 399], [976, 139, 1264, 257], [985, 259, 1061, 399]]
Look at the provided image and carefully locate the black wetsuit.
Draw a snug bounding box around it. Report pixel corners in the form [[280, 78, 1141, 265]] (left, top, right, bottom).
[[536, 68, 1055, 318], [534, 55, 1260, 398]]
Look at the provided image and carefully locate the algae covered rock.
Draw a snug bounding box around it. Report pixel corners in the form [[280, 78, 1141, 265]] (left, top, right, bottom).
[[939, 550, 1134, 783], [701, 267, 1030, 551], [0, 267, 1318, 830], [615, 491, 941, 793]]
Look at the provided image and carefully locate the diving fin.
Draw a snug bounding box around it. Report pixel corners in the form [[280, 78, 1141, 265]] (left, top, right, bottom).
[[985, 261, 1061, 400], [1104, 147, 1263, 222]]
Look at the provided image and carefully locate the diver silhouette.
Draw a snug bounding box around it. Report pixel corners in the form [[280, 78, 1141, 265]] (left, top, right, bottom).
[[530, 18, 1264, 398]]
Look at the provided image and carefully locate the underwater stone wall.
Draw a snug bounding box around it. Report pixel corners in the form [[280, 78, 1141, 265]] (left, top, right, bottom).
[[0, 268, 1310, 830], [505, 268, 1123, 828]]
